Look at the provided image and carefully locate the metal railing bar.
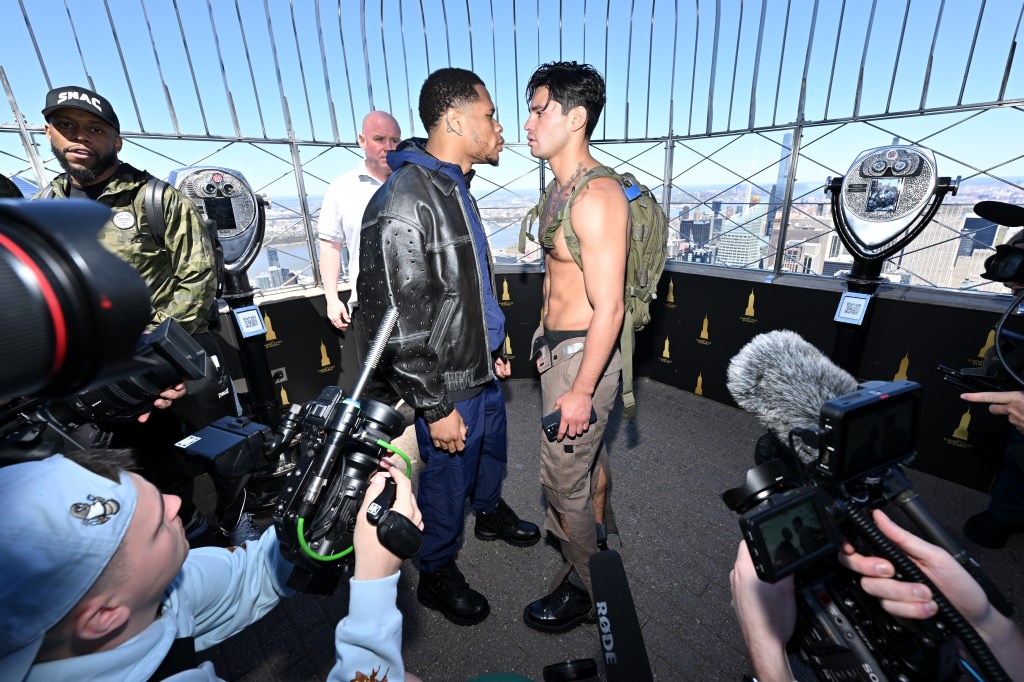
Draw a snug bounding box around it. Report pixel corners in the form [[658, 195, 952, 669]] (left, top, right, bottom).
[[823, 0, 847, 120], [670, 134, 743, 181], [885, 0, 913, 114], [706, 0, 720, 135], [104, 0, 147, 133], [771, 0, 791, 126], [748, 0, 766, 130], [726, 0, 743, 131], [853, 0, 878, 119], [418, 0, 432, 74], [796, 0, 819, 122], [444, 0, 453, 66], [63, 0, 95, 91], [235, 0, 268, 138], [999, 2, 1024, 101], [914, 109, 986, 145], [263, 0, 296, 134], [489, 0, 499, 121], [603, 0, 610, 139], [625, 0, 637, 135], [314, 0, 340, 143], [513, 0, 522, 133], [398, 0, 416, 135], [380, 0, 395, 113], [337, 0, 359, 137], [140, 0, 181, 136], [360, 0, 375, 110], [920, 0, 946, 110], [959, 0, 988, 106], [206, 0, 241, 138], [645, 0, 657, 137], [688, 0, 699, 136], [18, 0, 50, 90], [121, 138, 188, 167]]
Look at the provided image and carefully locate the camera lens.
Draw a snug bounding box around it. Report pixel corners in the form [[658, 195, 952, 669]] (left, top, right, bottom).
[[0, 201, 150, 399], [542, 659, 598, 682]]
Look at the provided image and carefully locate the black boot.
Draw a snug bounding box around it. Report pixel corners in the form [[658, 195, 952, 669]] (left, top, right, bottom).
[[417, 560, 490, 626], [475, 498, 541, 547], [523, 572, 596, 633]]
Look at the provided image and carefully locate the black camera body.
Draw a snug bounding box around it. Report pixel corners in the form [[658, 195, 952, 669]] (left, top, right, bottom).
[[724, 380, 972, 681], [272, 387, 406, 594]]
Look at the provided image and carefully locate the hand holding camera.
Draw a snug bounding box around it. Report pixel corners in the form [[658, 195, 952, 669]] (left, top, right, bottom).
[[355, 457, 423, 581]]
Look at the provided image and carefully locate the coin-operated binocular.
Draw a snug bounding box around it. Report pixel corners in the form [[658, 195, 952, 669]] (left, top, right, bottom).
[[825, 146, 960, 373], [168, 167, 279, 427]]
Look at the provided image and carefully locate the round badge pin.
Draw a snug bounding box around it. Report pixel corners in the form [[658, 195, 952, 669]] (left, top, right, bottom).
[[112, 211, 136, 229]]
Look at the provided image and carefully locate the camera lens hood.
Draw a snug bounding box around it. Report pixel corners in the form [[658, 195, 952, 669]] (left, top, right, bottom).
[[722, 458, 796, 513]]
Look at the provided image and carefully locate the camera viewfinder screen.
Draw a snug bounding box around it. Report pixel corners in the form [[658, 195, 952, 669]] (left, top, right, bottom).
[[760, 497, 830, 573], [842, 395, 916, 476], [203, 197, 237, 233], [866, 178, 901, 213]]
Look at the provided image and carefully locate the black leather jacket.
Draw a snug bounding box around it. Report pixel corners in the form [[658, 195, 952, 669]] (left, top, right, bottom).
[[357, 139, 497, 423]]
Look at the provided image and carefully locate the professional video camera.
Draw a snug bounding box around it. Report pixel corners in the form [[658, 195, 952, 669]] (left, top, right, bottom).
[[938, 201, 1024, 394], [0, 199, 213, 461], [179, 306, 423, 594], [724, 331, 1014, 682]]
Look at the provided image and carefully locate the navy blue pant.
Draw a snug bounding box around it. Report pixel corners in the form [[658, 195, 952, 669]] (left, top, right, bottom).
[[415, 379, 507, 573]]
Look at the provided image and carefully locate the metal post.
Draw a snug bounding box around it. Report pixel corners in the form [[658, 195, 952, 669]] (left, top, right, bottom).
[[662, 106, 675, 221], [288, 138, 320, 287], [0, 66, 46, 188], [771, 122, 803, 277]]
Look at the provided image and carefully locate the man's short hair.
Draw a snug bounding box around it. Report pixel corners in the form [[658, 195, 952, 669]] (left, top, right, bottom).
[[526, 61, 607, 139], [418, 68, 485, 132]]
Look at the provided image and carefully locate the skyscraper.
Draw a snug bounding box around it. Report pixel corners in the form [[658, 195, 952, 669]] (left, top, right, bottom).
[[763, 132, 793, 239]]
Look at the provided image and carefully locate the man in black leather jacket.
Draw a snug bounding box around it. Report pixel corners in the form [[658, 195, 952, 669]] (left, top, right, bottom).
[[358, 68, 540, 626]]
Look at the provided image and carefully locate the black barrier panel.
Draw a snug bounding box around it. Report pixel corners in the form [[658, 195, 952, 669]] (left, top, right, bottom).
[[216, 289, 360, 407], [646, 272, 839, 405], [216, 273, 1012, 492], [859, 298, 1013, 492], [495, 270, 546, 380]]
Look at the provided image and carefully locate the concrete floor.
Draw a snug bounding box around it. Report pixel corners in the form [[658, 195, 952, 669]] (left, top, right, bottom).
[[195, 378, 1024, 681]]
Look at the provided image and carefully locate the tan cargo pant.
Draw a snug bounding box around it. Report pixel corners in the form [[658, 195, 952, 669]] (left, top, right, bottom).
[[533, 326, 621, 596]]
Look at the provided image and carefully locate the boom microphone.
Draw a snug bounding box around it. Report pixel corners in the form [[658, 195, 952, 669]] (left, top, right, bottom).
[[727, 330, 857, 463]]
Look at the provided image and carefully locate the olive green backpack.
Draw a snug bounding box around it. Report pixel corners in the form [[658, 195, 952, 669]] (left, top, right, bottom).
[[519, 165, 668, 418]]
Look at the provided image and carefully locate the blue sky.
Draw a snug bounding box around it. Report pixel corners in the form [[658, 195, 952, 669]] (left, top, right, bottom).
[[2, 0, 1023, 193]]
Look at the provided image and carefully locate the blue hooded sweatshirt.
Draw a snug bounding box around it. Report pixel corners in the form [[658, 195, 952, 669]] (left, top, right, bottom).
[[386, 140, 506, 353]]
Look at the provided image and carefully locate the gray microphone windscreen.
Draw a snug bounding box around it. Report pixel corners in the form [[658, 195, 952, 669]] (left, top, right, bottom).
[[727, 330, 858, 463]]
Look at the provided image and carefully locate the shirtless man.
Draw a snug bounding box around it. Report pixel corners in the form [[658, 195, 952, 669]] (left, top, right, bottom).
[[520, 62, 630, 633]]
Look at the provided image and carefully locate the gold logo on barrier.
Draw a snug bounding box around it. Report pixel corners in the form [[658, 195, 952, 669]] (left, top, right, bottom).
[[504, 334, 513, 359], [970, 329, 996, 367], [894, 353, 910, 381], [500, 278, 513, 307], [741, 290, 757, 324], [664, 278, 676, 308], [280, 384, 290, 406], [943, 409, 975, 449], [659, 335, 672, 363], [697, 315, 711, 345], [318, 340, 337, 374], [264, 313, 281, 348], [695, 373, 703, 396]]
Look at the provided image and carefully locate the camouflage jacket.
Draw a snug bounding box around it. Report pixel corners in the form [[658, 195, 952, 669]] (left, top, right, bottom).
[[34, 163, 216, 335]]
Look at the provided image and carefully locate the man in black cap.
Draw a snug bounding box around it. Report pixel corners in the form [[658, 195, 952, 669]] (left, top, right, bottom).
[[34, 86, 258, 548]]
